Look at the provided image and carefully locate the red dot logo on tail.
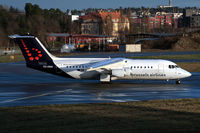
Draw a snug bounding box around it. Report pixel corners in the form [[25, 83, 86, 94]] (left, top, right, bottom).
[[29, 57, 34, 61], [21, 39, 43, 61]]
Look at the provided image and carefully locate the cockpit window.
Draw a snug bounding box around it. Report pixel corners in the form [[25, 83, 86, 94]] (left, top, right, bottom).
[[169, 65, 179, 69]]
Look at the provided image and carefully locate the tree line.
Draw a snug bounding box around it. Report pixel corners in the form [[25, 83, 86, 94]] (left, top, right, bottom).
[[0, 3, 192, 47], [0, 3, 76, 47]]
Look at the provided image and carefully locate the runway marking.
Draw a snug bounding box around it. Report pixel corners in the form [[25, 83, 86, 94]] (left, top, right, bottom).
[[0, 89, 72, 104]]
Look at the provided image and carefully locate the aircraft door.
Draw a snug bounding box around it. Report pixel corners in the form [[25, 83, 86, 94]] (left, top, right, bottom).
[[158, 64, 164, 73], [124, 67, 131, 76]]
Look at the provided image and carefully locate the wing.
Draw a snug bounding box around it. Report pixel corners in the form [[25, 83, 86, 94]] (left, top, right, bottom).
[[87, 58, 124, 72]]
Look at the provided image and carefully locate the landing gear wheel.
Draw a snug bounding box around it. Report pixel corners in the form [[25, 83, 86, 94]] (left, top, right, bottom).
[[176, 80, 181, 84]]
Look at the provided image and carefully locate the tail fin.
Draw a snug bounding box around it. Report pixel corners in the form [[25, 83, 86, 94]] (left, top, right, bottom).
[[9, 35, 57, 73], [9, 34, 74, 79], [9, 34, 55, 63]]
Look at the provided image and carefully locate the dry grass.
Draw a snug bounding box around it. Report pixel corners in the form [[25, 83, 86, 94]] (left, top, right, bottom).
[[1, 99, 200, 133], [130, 54, 200, 60], [177, 62, 200, 72], [0, 54, 24, 63]]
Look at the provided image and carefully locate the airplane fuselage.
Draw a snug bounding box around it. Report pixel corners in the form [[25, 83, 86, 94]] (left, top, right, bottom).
[[53, 58, 191, 82], [9, 35, 191, 84]]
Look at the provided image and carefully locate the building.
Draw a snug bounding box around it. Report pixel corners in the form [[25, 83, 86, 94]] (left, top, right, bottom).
[[132, 10, 183, 31], [133, 14, 174, 30], [71, 15, 79, 22], [183, 9, 200, 17], [185, 15, 200, 28], [80, 11, 130, 37], [79, 12, 101, 35], [183, 9, 200, 28]]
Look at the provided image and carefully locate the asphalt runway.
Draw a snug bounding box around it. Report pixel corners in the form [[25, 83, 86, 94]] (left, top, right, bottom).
[[0, 61, 200, 107]]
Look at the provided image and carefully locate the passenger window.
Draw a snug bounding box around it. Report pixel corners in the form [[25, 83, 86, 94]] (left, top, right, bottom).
[[140, 66, 142, 68], [151, 66, 153, 68], [137, 66, 139, 68], [134, 66, 136, 68]]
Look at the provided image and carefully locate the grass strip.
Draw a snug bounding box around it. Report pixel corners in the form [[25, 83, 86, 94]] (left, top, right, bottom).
[[1, 98, 200, 133], [0, 55, 24, 63], [177, 62, 200, 72], [1, 54, 200, 63], [130, 54, 200, 59]]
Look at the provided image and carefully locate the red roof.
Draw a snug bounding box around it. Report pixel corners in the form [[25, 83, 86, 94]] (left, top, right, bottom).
[[80, 11, 127, 21]]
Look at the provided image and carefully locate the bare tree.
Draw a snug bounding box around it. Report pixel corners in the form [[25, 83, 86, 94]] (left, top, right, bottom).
[[102, 14, 113, 35]]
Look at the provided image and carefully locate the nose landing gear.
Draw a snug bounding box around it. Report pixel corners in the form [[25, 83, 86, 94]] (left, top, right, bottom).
[[176, 80, 181, 84]]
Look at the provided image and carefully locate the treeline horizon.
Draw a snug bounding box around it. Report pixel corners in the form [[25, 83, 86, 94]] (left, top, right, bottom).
[[0, 3, 199, 48], [0, 3, 74, 47], [2, 3, 200, 14]]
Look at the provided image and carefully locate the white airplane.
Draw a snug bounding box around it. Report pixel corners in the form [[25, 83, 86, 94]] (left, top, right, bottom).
[[9, 34, 191, 84]]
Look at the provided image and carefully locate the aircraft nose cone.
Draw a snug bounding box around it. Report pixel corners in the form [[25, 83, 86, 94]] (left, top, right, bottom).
[[183, 71, 192, 78], [186, 72, 192, 77], [180, 69, 192, 78]]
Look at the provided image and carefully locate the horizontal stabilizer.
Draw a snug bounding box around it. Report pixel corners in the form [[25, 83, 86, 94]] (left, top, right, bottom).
[[9, 34, 35, 39]]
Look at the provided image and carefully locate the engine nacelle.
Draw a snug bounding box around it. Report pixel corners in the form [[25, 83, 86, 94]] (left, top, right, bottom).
[[112, 69, 125, 77]]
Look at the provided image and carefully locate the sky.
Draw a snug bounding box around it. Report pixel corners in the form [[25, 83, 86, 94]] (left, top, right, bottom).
[[0, 0, 200, 11]]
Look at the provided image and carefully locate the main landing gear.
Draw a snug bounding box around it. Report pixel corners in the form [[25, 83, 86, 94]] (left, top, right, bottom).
[[176, 80, 181, 84]]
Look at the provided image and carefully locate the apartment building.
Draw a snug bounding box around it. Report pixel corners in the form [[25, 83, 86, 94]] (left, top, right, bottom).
[[80, 11, 130, 36]]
